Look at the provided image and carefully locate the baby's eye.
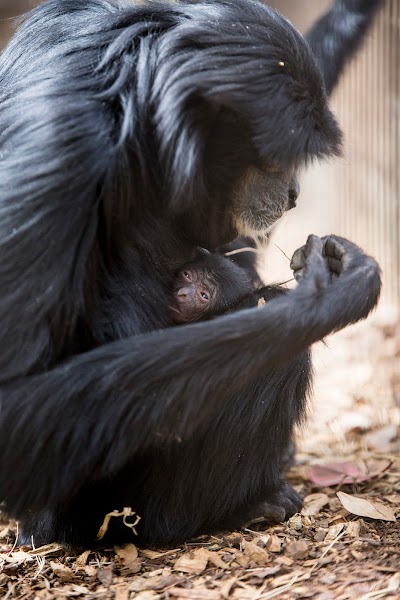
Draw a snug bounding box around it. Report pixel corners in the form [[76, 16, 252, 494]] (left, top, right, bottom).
[[200, 291, 209, 300]]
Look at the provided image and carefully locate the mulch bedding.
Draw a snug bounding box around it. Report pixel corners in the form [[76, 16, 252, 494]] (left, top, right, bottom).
[[1, 320, 399, 600]]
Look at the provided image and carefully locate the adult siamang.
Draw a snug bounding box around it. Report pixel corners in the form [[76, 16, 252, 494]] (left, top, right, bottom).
[[0, 0, 381, 547]]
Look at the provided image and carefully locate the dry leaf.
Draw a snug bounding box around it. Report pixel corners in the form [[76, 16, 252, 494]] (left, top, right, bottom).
[[50, 561, 77, 583], [233, 553, 250, 568], [74, 550, 91, 568], [2, 551, 33, 564], [115, 543, 139, 568], [241, 540, 269, 564], [308, 459, 391, 486], [204, 550, 229, 569], [27, 543, 64, 557], [173, 548, 208, 575], [97, 565, 113, 587], [302, 493, 330, 516], [337, 492, 397, 522]]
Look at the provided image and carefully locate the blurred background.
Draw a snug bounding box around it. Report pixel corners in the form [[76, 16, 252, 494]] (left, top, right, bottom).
[[1, 0, 399, 439], [266, 0, 400, 325]]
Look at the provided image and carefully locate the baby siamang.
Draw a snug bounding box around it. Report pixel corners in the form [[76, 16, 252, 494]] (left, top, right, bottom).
[[0, 0, 381, 547], [170, 252, 255, 323], [170, 250, 287, 323]]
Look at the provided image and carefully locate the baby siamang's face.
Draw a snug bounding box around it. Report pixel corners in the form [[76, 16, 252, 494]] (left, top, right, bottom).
[[169, 263, 216, 324], [169, 255, 253, 324]]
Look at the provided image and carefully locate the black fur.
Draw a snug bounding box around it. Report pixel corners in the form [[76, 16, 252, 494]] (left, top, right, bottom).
[[306, 0, 383, 95], [0, 0, 381, 547], [171, 252, 256, 322]]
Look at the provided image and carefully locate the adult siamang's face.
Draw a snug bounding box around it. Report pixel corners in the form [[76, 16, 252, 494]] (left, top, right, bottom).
[[176, 164, 301, 250], [232, 165, 300, 240]]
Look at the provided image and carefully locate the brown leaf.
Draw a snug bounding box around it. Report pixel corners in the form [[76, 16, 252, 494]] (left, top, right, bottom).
[[115, 543, 138, 563], [50, 561, 77, 583], [302, 493, 330, 516], [173, 548, 209, 575], [204, 550, 229, 569], [337, 492, 397, 522], [2, 550, 33, 564], [28, 543, 64, 557], [74, 550, 91, 568], [233, 554, 250, 568], [97, 565, 113, 587], [115, 543, 141, 573], [241, 540, 270, 565]]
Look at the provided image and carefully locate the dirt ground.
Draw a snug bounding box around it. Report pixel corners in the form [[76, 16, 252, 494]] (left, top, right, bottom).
[[0, 315, 399, 600]]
